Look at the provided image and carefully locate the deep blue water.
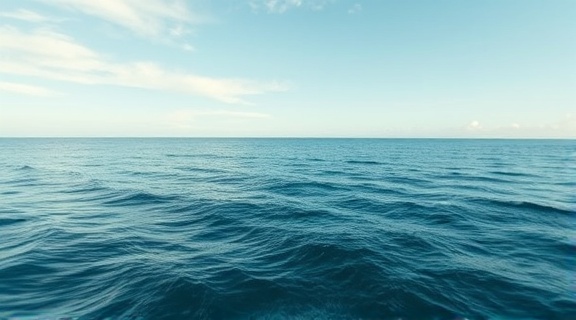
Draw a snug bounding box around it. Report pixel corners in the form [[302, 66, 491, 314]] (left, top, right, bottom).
[[0, 138, 575, 320]]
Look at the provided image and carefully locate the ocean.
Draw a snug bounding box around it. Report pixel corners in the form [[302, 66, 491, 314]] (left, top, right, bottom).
[[0, 138, 574, 319]]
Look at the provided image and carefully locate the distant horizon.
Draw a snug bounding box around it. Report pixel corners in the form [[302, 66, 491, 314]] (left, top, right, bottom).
[[1, 136, 574, 140]]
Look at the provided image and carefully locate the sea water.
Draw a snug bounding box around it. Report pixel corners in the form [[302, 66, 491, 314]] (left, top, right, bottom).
[[0, 138, 574, 319]]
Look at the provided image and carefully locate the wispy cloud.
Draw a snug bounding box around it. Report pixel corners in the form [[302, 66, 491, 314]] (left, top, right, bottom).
[[0, 26, 287, 104], [0, 9, 59, 23], [170, 110, 271, 121], [249, 0, 332, 13], [0, 81, 60, 97], [348, 3, 362, 14], [459, 117, 576, 138], [466, 120, 483, 131], [42, 0, 208, 38]]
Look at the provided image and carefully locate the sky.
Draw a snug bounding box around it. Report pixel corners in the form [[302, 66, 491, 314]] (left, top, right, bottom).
[[0, 0, 575, 138]]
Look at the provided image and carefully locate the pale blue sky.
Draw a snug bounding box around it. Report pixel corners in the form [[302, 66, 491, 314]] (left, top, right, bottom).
[[1, 0, 575, 137]]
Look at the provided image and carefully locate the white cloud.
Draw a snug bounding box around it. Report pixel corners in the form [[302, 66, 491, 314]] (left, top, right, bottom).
[[0, 9, 58, 23], [492, 118, 576, 138], [0, 26, 287, 104], [542, 114, 576, 135], [348, 3, 362, 14], [42, 0, 207, 37], [169, 25, 191, 37], [466, 120, 482, 131], [250, 0, 331, 13], [0, 81, 60, 97], [250, 0, 301, 13], [181, 43, 195, 52], [459, 117, 576, 138]]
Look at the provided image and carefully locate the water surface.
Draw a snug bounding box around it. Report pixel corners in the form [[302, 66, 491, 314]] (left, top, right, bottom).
[[0, 138, 574, 319]]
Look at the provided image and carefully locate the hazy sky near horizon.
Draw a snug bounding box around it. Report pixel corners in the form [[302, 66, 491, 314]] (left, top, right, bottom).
[[1, 0, 575, 137]]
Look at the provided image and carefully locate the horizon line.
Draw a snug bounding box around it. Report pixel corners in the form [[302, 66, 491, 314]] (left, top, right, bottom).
[[1, 136, 574, 140]]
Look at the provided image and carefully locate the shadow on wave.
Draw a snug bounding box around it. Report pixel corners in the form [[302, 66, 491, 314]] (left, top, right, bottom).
[[471, 198, 573, 216]]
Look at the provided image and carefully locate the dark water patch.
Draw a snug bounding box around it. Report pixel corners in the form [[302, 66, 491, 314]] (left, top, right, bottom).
[[336, 195, 389, 213], [101, 191, 179, 206], [57, 180, 109, 195], [206, 174, 253, 186], [176, 166, 229, 174], [489, 170, 538, 178], [380, 200, 434, 217], [166, 153, 235, 160], [121, 170, 159, 177], [440, 173, 515, 184], [418, 210, 463, 227], [473, 198, 573, 216], [262, 180, 350, 196], [0, 218, 27, 226], [0, 190, 20, 195], [271, 206, 337, 221], [318, 169, 349, 177], [383, 175, 435, 189], [349, 182, 412, 197], [166, 153, 213, 158], [4, 177, 41, 186], [555, 180, 576, 187], [345, 159, 382, 165]]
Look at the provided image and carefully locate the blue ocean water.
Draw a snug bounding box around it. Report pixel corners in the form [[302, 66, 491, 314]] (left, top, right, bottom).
[[0, 138, 574, 320]]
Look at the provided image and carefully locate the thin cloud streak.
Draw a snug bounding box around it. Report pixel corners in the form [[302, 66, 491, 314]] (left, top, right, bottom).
[[348, 3, 362, 15], [456, 117, 576, 138], [0, 9, 59, 23], [41, 0, 209, 37], [249, 0, 332, 13], [0, 26, 288, 104], [169, 110, 271, 121], [0, 81, 60, 97]]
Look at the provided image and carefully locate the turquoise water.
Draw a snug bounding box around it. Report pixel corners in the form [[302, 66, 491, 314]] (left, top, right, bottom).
[[0, 138, 574, 319]]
